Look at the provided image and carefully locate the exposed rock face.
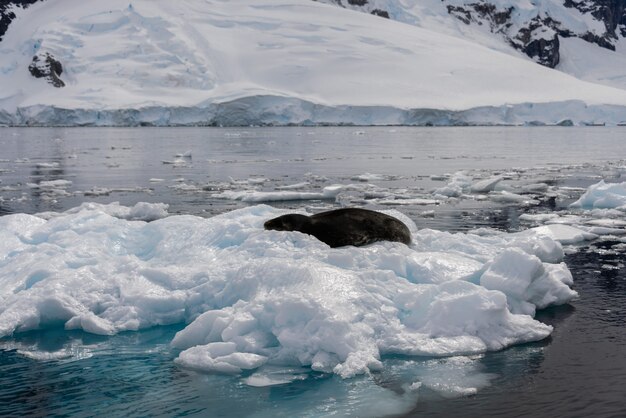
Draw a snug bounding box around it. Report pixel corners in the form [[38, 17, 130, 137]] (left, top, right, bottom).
[[0, 0, 43, 42], [29, 52, 65, 87], [512, 16, 560, 68], [444, 2, 564, 68], [371, 8, 389, 18], [565, 0, 626, 37], [317, 0, 626, 69], [3, 1, 63, 88], [448, 1, 626, 65]]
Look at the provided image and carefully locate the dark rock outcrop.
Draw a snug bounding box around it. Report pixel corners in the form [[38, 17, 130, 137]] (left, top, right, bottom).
[[371, 9, 389, 19], [521, 34, 560, 68], [316, 0, 391, 20], [29, 52, 65, 87], [445, 3, 564, 67], [0, 0, 43, 42], [512, 16, 561, 67]]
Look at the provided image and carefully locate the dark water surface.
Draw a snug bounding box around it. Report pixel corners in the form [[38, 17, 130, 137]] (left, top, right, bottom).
[[1, 126, 624, 216], [1, 127, 625, 417], [407, 244, 626, 418]]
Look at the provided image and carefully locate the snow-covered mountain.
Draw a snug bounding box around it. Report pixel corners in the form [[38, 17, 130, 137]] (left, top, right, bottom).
[[1, 0, 626, 126], [318, 1, 626, 90]]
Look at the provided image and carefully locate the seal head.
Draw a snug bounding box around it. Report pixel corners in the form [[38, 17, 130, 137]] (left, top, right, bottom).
[[263, 213, 310, 232]]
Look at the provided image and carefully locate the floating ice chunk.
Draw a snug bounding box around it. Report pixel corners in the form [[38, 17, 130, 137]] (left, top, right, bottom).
[[570, 180, 626, 209], [247, 177, 268, 185], [471, 176, 503, 193], [175, 342, 268, 374], [175, 151, 192, 159], [519, 213, 560, 223], [374, 198, 439, 206], [544, 215, 585, 225], [530, 224, 598, 244], [83, 187, 111, 196], [170, 183, 201, 192], [276, 182, 310, 190], [28, 179, 72, 189], [215, 184, 356, 202], [351, 173, 385, 182], [161, 159, 188, 165], [584, 226, 626, 236], [433, 172, 472, 197], [589, 208, 626, 218], [17, 350, 72, 361], [585, 218, 626, 228], [351, 173, 399, 182], [520, 183, 550, 193], [228, 177, 267, 185], [415, 356, 495, 398], [35, 201, 169, 221], [489, 191, 539, 205], [35, 162, 60, 169], [242, 366, 308, 387]]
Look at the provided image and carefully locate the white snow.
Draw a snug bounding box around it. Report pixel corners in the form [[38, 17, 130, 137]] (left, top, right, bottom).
[[1, 0, 626, 126], [0, 203, 578, 378], [558, 37, 626, 91]]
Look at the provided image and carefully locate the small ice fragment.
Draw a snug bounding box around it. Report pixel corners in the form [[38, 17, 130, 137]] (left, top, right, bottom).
[[471, 176, 503, 193]]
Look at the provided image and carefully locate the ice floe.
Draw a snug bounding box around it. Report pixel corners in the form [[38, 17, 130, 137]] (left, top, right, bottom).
[[0, 203, 578, 378], [570, 180, 626, 210]]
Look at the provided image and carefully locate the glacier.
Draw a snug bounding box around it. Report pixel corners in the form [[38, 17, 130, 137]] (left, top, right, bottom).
[[1, 0, 626, 126]]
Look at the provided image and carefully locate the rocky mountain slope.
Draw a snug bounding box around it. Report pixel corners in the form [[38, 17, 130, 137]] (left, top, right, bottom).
[[319, 1, 626, 87]]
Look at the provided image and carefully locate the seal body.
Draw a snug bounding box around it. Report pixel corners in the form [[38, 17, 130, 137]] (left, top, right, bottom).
[[264, 208, 411, 248]]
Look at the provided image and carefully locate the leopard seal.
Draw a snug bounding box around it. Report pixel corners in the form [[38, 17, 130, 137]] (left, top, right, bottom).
[[264, 208, 411, 248]]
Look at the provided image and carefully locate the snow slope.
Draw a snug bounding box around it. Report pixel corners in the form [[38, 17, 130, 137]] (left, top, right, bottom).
[[1, 0, 626, 126], [321, 0, 626, 90]]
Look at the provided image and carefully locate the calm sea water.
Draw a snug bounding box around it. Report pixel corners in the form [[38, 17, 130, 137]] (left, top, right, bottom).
[[0, 127, 625, 417]]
